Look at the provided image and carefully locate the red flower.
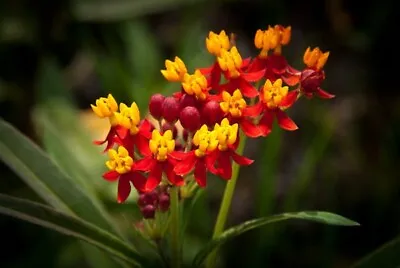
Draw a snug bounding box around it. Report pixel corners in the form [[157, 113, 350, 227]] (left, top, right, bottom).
[[247, 79, 298, 135], [133, 129, 184, 192], [102, 146, 147, 203]]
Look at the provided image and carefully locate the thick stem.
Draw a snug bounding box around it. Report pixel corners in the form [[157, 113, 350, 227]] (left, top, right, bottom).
[[169, 186, 181, 268], [206, 132, 247, 268]]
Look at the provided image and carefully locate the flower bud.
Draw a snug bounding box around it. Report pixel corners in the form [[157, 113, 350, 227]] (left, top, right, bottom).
[[141, 204, 156, 219], [179, 94, 198, 110], [300, 69, 325, 95], [201, 100, 223, 126], [180, 106, 201, 132], [158, 193, 170, 212], [162, 122, 178, 139], [137, 193, 147, 207], [162, 97, 180, 123], [149, 94, 165, 119]]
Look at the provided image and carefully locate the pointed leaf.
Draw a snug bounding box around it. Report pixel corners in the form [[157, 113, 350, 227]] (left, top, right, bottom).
[[193, 211, 359, 267], [0, 194, 150, 267]]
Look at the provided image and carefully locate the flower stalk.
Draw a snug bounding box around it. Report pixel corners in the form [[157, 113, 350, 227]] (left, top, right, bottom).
[[169, 186, 181, 268]]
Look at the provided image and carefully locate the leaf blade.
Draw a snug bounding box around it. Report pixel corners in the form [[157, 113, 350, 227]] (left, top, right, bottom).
[[0, 194, 149, 267], [193, 211, 359, 267]]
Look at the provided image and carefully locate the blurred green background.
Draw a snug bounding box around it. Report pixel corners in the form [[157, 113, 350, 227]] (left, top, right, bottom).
[[0, 0, 399, 267]]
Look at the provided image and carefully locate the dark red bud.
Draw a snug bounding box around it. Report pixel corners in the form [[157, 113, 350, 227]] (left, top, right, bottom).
[[162, 97, 180, 123], [179, 94, 198, 110], [162, 122, 178, 138], [201, 100, 223, 127], [141, 204, 156, 219], [180, 106, 201, 132], [149, 94, 165, 119], [300, 69, 325, 94], [158, 193, 170, 212], [137, 194, 147, 207]]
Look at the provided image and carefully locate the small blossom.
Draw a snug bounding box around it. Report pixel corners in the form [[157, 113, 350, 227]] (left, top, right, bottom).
[[206, 30, 231, 57], [303, 47, 330, 71], [254, 25, 291, 58], [114, 102, 141, 135], [217, 47, 243, 78], [182, 70, 209, 100], [102, 146, 147, 203], [161, 56, 187, 82], [91, 94, 118, 119], [149, 130, 175, 162]]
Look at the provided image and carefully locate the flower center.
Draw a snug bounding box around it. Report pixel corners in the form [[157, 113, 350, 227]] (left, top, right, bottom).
[[217, 46, 242, 78], [192, 125, 219, 157], [161, 56, 187, 82], [91, 94, 118, 118], [206, 30, 231, 57], [114, 102, 141, 135], [105, 146, 133, 174], [149, 130, 175, 161], [182, 70, 208, 100], [220, 89, 247, 117], [261, 79, 288, 109], [213, 118, 239, 151]]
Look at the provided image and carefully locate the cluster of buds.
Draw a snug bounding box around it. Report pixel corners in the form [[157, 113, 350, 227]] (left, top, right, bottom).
[[91, 25, 333, 217], [137, 185, 170, 219]]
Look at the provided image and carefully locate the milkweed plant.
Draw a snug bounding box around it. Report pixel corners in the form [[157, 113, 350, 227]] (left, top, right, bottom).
[[89, 25, 359, 267], [0, 25, 359, 268]]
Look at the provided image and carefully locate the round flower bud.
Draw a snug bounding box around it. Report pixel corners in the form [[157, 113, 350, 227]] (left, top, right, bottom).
[[201, 100, 223, 126], [149, 94, 165, 119], [300, 69, 325, 94], [137, 193, 147, 207], [158, 193, 170, 212], [141, 204, 156, 219], [162, 122, 178, 138], [162, 97, 180, 123], [179, 94, 198, 110], [180, 106, 201, 132]]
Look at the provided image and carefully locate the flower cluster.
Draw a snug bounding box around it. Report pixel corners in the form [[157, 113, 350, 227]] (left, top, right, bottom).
[[91, 25, 333, 215]]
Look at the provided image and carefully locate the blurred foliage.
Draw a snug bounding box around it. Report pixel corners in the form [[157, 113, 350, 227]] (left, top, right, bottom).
[[0, 0, 399, 267]]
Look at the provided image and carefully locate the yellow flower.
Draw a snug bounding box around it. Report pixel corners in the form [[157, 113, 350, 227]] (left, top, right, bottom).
[[182, 70, 208, 100], [254, 25, 291, 57], [161, 56, 187, 82], [105, 146, 133, 174], [220, 89, 247, 117], [303, 47, 330, 70], [217, 46, 243, 78], [206, 30, 231, 57], [113, 102, 141, 135], [149, 130, 175, 161], [91, 94, 118, 118], [192, 125, 219, 157], [261, 79, 289, 109], [214, 118, 239, 151]]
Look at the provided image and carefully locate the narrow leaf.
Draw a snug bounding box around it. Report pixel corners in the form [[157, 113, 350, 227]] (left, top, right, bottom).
[[0, 194, 150, 267], [193, 211, 359, 267], [0, 118, 120, 235]]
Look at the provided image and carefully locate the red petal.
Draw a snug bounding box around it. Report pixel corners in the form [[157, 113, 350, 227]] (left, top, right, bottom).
[[258, 111, 274, 136], [280, 90, 298, 108], [242, 101, 264, 117], [174, 152, 197, 175], [198, 64, 214, 75], [165, 161, 184, 186], [169, 150, 190, 160], [134, 157, 155, 172], [231, 150, 254, 166], [139, 119, 152, 138], [241, 69, 265, 82], [127, 172, 147, 193], [117, 175, 132, 203], [276, 109, 298, 131], [102, 170, 120, 181], [136, 133, 150, 156], [239, 78, 259, 98], [240, 119, 263, 138], [246, 57, 266, 73], [205, 151, 219, 175], [93, 139, 106, 145], [282, 73, 301, 86], [145, 163, 163, 191], [316, 87, 335, 99], [194, 160, 207, 187], [217, 151, 232, 180], [115, 126, 128, 140]]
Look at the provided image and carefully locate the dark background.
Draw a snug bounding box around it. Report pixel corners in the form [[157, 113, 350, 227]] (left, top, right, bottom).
[[0, 0, 399, 267]]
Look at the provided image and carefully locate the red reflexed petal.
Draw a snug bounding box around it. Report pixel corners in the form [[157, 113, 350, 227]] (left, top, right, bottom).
[[280, 90, 299, 108], [173, 91, 183, 100], [93, 139, 106, 145], [246, 57, 266, 73], [166, 161, 184, 186], [316, 87, 335, 99], [117, 175, 132, 203], [282, 73, 301, 86], [258, 111, 274, 136], [231, 150, 254, 166], [194, 160, 207, 187], [134, 157, 155, 172], [115, 126, 128, 140], [268, 55, 288, 75], [205, 151, 219, 175], [286, 65, 301, 75], [169, 150, 189, 160], [139, 119, 152, 138], [102, 170, 120, 181], [217, 151, 232, 180], [127, 172, 147, 193], [210, 63, 222, 88], [145, 163, 163, 191], [198, 65, 214, 75], [239, 79, 259, 98], [242, 102, 264, 117], [241, 57, 251, 68], [276, 109, 298, 131], [136, 133, 150, 156], [241, 69, 266, 82], [174, 152, 197, 175], [240, 119, 263, 138]]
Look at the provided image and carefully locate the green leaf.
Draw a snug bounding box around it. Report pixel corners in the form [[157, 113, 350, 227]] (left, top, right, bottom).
[[0, 194, 150, 267], [351, 236, 400, 268], [0, 117, 120, 236], [193, 211, 359, 267]]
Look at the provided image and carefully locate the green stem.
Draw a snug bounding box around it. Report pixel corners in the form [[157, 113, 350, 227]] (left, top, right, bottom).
[[206, 132, 247, 268], [169, 186, 181, 268]]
